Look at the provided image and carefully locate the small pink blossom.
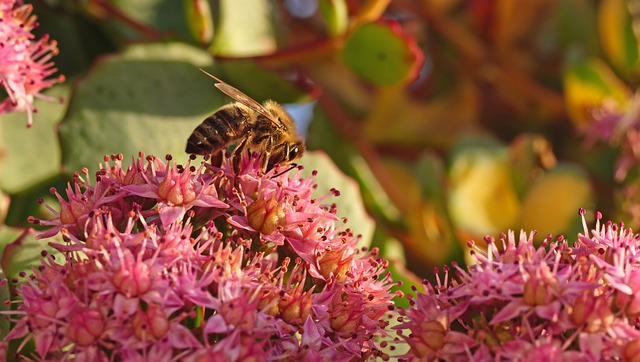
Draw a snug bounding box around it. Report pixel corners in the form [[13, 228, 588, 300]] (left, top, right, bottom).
[[0, 0, 64, 127]]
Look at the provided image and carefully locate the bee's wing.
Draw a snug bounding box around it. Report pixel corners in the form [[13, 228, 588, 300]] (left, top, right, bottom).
[[199, 69, 279, 125]]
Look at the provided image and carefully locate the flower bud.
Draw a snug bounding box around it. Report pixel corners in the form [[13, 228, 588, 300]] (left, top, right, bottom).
[[132, 304, 170, 341], [66, 308, 105, 346]]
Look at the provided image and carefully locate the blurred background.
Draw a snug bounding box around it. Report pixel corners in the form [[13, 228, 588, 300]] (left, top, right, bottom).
[[1, 0, 638, 292]]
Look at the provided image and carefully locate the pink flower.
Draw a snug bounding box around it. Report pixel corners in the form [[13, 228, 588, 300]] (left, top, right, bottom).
[[0, 0, 64, 127], [397, 209, 640, 360], [5, 151, 397, 360]]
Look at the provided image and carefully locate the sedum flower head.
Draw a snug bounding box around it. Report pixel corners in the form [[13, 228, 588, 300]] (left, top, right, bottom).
[[397, 209, 640, 361], [6, 152, 397, 360], [0, 0, 64, 127]]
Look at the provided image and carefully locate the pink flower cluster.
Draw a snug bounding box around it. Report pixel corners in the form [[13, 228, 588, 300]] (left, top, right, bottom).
[[4, 152, 397, 361], [397, 209, 640, 361], [0, 0, 64, 127]]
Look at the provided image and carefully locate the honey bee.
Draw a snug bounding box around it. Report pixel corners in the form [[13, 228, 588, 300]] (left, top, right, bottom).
[[186, 69, 305, 172]]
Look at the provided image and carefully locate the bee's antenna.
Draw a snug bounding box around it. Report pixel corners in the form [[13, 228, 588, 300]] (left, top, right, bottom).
[[270, 163, 297, 178]]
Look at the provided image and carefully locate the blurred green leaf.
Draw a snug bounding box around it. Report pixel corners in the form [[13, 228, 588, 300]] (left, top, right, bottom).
[[447, 136, 521, 238], [30, 3, 114, 78], [4, 175, 67, 229], [59, 42, 218, 173], [412, 153, 462, 260], [564, 58, 630, 126], [0, 85, 70, 194], [552, 0, 599, 59], [107, 0, 192, 41], [599, 0, 640, 75], [300, 150, 374, 247], [211, 0, 276, 56], [184, 0, 214, 44], [0, 228, 62, 282], [342, 20, 423, 85], [519, 164, 592, 239], [319, 0, 348, 37]]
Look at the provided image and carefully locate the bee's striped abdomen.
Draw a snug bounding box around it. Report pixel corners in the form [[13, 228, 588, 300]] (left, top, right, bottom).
[[185, 104, 249, 155]]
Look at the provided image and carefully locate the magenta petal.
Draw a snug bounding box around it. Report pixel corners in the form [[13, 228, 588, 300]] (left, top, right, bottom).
[[35, 330, 55, 358], [204, 314, 229, 334], [192, 195, 228, 209], [158, 205, 186, 227], [122, 184, 159, 199], [168, 323, 202, 349], [227, 215, 253, 231], [490, 301, 529, 324]]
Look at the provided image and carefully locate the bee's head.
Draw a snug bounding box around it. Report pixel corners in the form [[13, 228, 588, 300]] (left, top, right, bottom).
[[266, 138, 305, 171]]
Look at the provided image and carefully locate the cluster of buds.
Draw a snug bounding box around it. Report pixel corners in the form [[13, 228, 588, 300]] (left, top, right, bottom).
[[397, 209, 640, 360], [0, 0, 64, 127], [4, 152, 398, 360]]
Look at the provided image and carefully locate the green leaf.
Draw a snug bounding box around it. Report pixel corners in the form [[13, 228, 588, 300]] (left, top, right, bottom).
[[599, 0, 640, 75], [107, 0, 193, 41], [447, 135, 521, 237], [31, 3, 115, 78], [3, 175, 67, 229], [211, 0, 276, 56], [412, 153, 462, 261], [341, 20, 423, 85], [0, 85, 70, 194], [519, 164, 592, 239], [299, 151, 375, 247], [319, 0, 349, 37], [563, 58, 630, 126], [59, 43, 219, 173], [184, 0, 214, 44], [0, 227, 62, 282], [552, 0, 599, 59]]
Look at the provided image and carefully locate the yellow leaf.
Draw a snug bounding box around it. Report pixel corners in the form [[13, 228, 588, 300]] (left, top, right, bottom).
[[564, 58, 630, 126], [519, 166, 592, 238], [448, 141, 520, 237], [599, 0, 640, 74]]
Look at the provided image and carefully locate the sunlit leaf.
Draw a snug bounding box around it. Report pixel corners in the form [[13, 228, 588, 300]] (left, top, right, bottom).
[[599, 0, 640, 75], [211, 0, 276, 56], [0, 228, 62, 282], [519, 165, 592, 239], [0, 85, 70, 194], [350, 0, 392, 29], [342, 20, 424, 85], [184, 0, 214, 44], [564, 58, 630, 126], [59, 43, 218, 173], [447, 136, 521, 239], [319, 0, 349, 37]]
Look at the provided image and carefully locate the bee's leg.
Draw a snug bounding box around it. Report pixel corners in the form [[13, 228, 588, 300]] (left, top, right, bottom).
[[260, 136, 275, 171], [232, 137, 249, 173], [210, 151, 223, 168]]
